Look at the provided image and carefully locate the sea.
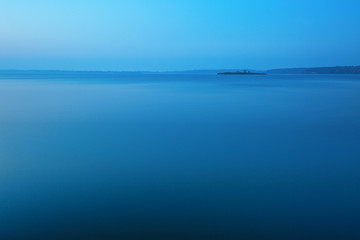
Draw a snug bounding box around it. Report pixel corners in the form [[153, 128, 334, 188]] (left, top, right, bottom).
[[1, 72, 359, 240]]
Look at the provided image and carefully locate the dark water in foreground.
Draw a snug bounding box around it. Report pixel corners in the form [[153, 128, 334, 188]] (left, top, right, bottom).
[[1, 73, 360, 240]]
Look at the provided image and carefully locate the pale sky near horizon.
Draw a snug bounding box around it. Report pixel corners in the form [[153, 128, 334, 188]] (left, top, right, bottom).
[[0, 0, 359, 71]]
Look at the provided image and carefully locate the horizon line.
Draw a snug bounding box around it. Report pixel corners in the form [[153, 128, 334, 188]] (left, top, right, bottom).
[[0, 65, 359, 73]]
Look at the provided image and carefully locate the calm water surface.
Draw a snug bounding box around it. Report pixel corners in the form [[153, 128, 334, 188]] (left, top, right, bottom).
[[1, 73, 360, 239]]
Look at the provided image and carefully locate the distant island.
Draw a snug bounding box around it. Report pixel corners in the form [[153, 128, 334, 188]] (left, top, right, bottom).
[[218, 70, 266, 75], [267, 66, 360, 74]]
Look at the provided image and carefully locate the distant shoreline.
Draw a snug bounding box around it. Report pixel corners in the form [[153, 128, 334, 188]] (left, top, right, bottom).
[[0, 66, 359, 75], [218, 71, 266, 75], [267, 66, 360, 74]]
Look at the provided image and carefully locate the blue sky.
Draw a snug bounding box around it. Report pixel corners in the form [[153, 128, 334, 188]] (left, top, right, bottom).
[[0, 0, 359, 70]]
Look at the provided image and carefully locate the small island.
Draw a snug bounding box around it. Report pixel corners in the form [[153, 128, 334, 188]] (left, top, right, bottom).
[[218, 70, 266, 75]]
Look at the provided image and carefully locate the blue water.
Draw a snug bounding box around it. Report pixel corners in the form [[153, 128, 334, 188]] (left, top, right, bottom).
[[1, 73, 360, 239]]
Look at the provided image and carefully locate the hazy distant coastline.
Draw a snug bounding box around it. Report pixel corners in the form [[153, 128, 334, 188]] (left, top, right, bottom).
[[0, 66, 359, 75], [267, 66, 360, 74]]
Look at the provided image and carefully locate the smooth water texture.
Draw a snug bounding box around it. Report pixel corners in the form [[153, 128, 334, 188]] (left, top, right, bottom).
[[1, 73, 360, 240]]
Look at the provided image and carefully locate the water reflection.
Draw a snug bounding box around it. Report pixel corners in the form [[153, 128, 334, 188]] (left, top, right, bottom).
[[1, 74, 360, 239]]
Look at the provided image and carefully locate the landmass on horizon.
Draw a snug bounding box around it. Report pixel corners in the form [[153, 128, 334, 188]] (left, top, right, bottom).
[[218, 70, 266, 75], [267, 66, 360, 74], [0, 66, 359, 75]]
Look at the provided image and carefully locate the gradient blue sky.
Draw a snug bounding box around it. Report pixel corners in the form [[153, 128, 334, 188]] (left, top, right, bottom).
[[1, 0, 359, 71]]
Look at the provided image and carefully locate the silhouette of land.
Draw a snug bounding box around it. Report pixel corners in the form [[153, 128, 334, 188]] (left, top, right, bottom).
[[268, 66, 360, 74]]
